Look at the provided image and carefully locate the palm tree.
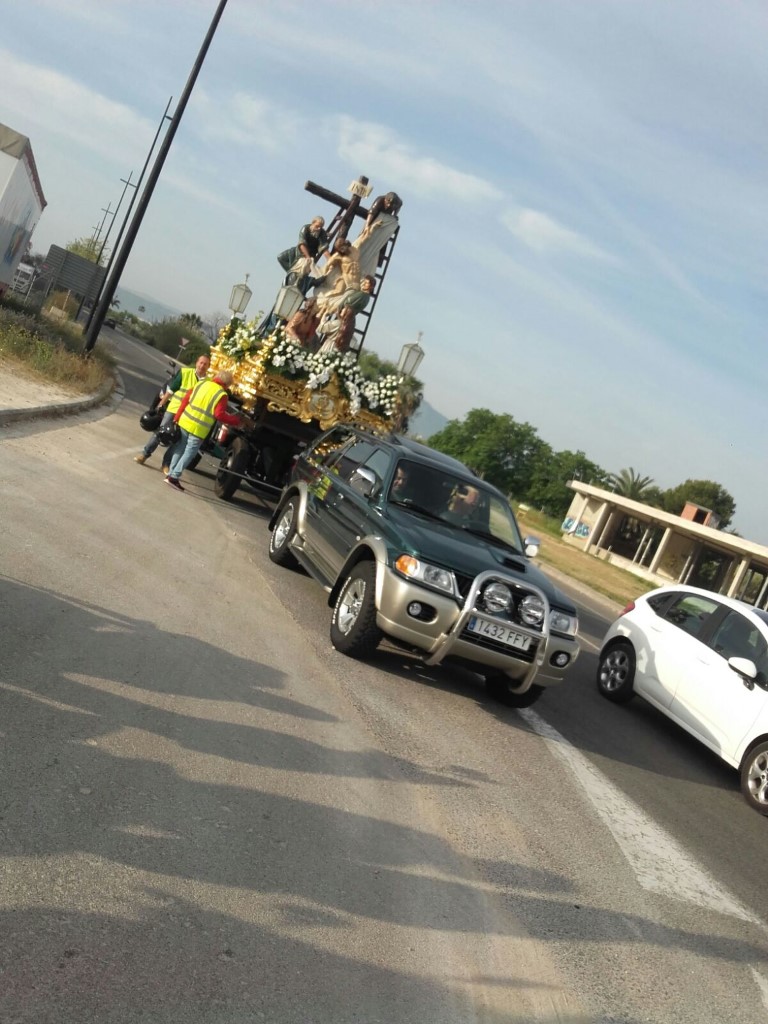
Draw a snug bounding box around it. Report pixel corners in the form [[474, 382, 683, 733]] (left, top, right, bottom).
[[607, 467, 655, 501], [396, 374, 424, 434]]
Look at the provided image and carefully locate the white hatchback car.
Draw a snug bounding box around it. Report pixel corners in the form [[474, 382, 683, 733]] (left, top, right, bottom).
[[597, 585, 768, 815]]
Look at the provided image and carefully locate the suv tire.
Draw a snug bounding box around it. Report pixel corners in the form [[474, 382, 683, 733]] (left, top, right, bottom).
[[269, 497, 299, 569], [330, 561, 381, 658], [485, 674, 544, 708]]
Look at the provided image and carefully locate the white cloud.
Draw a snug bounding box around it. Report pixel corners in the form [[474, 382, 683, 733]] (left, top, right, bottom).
[[160, 169, 239, 212], [192, 89, 301, 155], [335, 117, 503, 203], [501, 207, 613, 262], [0, 49, 154, 167]]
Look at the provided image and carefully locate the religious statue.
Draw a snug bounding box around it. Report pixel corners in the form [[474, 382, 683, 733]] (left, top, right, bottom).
[[316, 306, 356, 354], [277, 216, 330, 293], [285, 297, 320, 347], [352, 192, 402, 279], [316, 274, 375, 317], [312, 238, 361, 313]]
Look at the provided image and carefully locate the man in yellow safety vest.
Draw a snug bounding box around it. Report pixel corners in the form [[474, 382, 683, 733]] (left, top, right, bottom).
[[134, 354, 211, 471], [165, 370, 244, 492]]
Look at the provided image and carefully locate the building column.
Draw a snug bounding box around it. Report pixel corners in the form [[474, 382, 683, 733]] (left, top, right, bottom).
[[566, 493, 590, 531], [633, 527, 651, 563], [584, 501, 611, 554], [681, 543, 702, 584], [726, 558, 751, 599], [648, 527, 673, 575], [595, 511, 618, 552], [639, 527, 659, 567]]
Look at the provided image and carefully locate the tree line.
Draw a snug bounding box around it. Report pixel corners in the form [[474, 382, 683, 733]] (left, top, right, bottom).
[[427, 408, 736, 529]]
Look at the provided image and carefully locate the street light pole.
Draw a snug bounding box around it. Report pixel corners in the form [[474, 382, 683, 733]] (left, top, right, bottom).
[[393, 333, 426, 434], [83, 0, 230, 354]]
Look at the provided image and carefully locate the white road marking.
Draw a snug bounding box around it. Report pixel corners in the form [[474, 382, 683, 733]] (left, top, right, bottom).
[[750, 967, 768, 1011], [579, 635, 601, 652], [520, 708, 764, 927]]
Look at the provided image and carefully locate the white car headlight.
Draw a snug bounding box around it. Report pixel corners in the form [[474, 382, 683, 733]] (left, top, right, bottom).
[[395, 555, 456, 595], [550, 609, 578, 636]]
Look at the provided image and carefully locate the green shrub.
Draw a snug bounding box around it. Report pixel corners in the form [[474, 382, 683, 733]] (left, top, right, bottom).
[[146, 319, 207, 357], [0, 306, 113, 393], [180, 338, 210, 364]]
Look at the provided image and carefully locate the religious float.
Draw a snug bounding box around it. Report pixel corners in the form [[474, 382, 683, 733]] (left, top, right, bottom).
[[207, 175, 417, 501]]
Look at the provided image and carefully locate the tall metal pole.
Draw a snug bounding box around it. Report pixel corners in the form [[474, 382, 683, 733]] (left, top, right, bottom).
[[76, 183, 134, 323], [84, 98, 173, 332], [97, 178, 132, 265], [90, 203, 111, 250], [83, 0, 229, 354]]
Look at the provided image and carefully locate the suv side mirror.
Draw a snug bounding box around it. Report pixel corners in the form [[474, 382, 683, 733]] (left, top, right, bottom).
[[524, 535, 541, 558], [349, 466, 378, 498]]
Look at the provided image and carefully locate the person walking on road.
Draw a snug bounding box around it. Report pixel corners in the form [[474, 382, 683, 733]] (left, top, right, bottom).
[[135, 355, 211, 472], [165, 370, 243, 492]]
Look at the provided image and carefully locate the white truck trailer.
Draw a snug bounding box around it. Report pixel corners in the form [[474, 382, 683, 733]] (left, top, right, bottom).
[[0, 123, 46, 296]]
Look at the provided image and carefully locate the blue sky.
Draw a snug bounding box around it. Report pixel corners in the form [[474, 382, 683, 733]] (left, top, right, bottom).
[[2, 0, 767, 541]]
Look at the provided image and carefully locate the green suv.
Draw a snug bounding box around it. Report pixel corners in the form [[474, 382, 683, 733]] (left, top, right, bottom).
[[268, 427, 580, 707]]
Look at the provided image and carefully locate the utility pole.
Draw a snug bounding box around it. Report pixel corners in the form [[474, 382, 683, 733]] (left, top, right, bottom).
[[89, 203, 112, 254], [83, 0, 229, 354], [76, 183, 135, 323], [84, 99, 173, 333]]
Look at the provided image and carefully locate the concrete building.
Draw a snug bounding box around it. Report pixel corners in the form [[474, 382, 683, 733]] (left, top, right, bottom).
[[562, 482, 768, 610]]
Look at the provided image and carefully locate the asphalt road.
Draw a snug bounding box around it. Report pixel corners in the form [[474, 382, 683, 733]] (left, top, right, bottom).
[[1, 328, 766, 1024]]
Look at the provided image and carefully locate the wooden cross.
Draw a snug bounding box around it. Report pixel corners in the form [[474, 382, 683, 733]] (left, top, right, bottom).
[[303, 174, 374, 242]]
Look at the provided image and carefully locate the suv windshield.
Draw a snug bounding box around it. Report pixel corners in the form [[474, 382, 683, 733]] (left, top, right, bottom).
[[388, 459, 524, 552]]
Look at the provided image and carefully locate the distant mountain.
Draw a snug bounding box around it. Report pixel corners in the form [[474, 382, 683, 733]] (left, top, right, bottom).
[[410, 398, 449, 440]]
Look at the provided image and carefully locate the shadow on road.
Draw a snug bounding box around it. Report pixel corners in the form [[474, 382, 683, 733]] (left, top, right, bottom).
[[1, 572, 765, 1020], [364, 634, 744, 802]]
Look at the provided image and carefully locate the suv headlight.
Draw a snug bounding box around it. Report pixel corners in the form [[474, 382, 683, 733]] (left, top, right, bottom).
[[519, 593, 546, 627], [550, 609, 578, 636], [481, 582, 513, 615], [395, 555, 456, 595]]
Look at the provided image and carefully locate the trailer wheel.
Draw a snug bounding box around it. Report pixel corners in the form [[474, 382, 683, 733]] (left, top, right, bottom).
[[214, 437, 250, 500]]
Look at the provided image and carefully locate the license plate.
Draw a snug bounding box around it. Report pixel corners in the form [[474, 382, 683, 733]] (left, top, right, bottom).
[[467, 616, 532, 651]]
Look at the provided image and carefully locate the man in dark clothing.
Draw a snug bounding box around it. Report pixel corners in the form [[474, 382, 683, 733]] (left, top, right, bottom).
[[277, 217, 330, 274], [365, 192, 402, 228]]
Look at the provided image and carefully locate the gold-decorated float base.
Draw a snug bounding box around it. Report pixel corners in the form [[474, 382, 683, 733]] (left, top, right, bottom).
[[210, 345, 392, 434]]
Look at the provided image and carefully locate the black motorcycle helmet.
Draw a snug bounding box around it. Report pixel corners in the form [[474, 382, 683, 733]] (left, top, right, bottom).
[[156, 422, 180, 448], [140, 409, 164, 432]]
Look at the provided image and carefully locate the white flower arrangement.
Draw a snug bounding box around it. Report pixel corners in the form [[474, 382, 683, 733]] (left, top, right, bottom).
[[217, 320, 403, 417], [217, 317, 265, 359]]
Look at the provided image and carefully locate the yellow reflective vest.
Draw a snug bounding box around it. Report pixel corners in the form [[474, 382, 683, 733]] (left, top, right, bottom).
[[178, 378, 227, 439], [166, 366, 203, 416]]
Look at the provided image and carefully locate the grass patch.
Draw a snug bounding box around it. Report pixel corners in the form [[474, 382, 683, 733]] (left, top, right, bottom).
[[0, 304, 114, 395], [516, 505, 656, 607]]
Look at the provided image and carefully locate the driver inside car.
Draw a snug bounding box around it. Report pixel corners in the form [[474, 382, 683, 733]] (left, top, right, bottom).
[[390, 463, 410, 500], [444, 484, 483, 525]]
